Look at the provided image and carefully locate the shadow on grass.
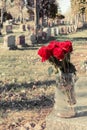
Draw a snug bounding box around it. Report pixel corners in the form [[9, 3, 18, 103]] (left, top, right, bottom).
[[76, 105, 87, 111], [72, 37, 87, 41], [0, 80, 55, 111], [0, 94, 54, 111], [0, 79, 55, 94], [76, 110, 87, 118], [56, 35, 72, 41], [56, 35, 87, 44]]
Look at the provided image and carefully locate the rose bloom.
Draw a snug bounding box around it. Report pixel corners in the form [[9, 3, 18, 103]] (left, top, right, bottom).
[[59, 41, 73, 53], [47, 40, 59, 50], [53, 47, 65, 60], [38, 46, 51, 62]]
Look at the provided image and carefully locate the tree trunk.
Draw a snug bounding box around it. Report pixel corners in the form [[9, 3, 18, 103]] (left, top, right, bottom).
[[1, 8, 3, 27]]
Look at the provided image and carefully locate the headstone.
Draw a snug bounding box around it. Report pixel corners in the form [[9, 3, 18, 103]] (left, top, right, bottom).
[[47, 28, 51, 40], [56, 27, 59, 35], [30, 33, 36, 44], [26, 24, 30, 31], [16, 35, 25, 47], [53, 27, 58, 36], [3, 20, 13, 34], [64, 26, 68, 34], [37, 29, 42, 43], [68, 26, 71, 33], [20, 24, 26, 31], [6, 25, 12, 33], [42, 32, 47, 40], [43, 27, 51, 40], [51, 27, 55, 36], [74, 25, 77, 32], [3, 35, 16, 49], [59, 27, 64, 34], [59, 27, 61, 34]]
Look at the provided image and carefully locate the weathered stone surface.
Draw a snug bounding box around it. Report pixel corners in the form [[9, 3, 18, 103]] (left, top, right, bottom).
[[6, 25, 12, 33], [3, 35, 16, 49], [16, 35, 25, 46], [45, 76, 87, 130], [30, 33, 37, 44], [43, 27, 51, 40], [20, 24, 26, 31]]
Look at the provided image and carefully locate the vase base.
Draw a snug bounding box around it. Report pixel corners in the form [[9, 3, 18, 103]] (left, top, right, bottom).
[[57, 111, 77, 118]]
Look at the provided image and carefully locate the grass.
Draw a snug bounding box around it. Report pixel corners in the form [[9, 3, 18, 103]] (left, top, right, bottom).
[[0, 46, 55, 109], [0, 36, 4, 43]]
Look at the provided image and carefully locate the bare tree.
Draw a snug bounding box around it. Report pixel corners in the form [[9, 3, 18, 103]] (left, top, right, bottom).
[[14, 0, 25, 23], [0, 0, 6, 27]]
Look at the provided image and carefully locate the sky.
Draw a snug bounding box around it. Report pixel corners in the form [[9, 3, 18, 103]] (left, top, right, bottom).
[[58, 0, 71, 14]]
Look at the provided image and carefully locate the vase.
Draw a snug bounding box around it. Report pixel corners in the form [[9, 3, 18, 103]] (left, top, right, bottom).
[[54, 72, 77, 118]]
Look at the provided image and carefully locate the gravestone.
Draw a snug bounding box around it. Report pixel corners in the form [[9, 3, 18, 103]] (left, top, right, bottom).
[[20, 24, 26, 31], [30, 33, 36, 44], [43, 27, 51, 40], [3, 35, 16, 49], [37, 29, 42, 43], [53, 27, 59, 36], [59, 27, 62, 34], [26, 24, 30, 31], [51, 27, 55, 36], [16, 35, 25, 47], [55, 27, 59, 35], [6, 25, 12, 33], [42, 32, 47, 40], [46, 28, 51, 40], [68, 26, 71, 33], [65, 26, 68, 34], [3, 21, 13, 34], [51, 27, 55, 37]]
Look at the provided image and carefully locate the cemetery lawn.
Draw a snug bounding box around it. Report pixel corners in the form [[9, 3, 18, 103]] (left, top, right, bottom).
[[0, 30, 87, 129]]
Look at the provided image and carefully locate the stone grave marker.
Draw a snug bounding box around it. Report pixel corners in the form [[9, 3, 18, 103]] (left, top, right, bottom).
[[46, 28, 51, 40], [3, 20, 13, 34], [54, 27, 59, 36], [16, 35, 25, 47], [26, 24, 30, 31], [20, 24, 26, 31], [30, 33, 36, 44], [3, 35, 16, 49], [6, 25, 12, 33], [51, 27, 55, 36], [42, 32, 47, 40], [43, 27, 51, 40], [37, 29, 42, 43]]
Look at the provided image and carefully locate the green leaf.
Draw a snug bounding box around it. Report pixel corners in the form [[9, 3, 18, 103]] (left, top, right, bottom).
[[48, 66, 53, 76]]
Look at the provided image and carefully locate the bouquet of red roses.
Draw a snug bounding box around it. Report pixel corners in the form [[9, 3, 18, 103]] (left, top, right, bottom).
[[38, 40, 77, 107], [38, 40, 76, 74]]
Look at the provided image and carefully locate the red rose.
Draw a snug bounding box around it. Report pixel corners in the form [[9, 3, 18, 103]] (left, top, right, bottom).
[[38, 46, 51, 62], [65, 40, 73, 52], [59, 41, 73, 53], [53, 47, 65, 60], [47, 41, 59, 50]]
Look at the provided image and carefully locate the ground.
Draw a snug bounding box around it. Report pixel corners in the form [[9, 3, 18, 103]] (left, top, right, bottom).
[[0, 29, 87, 130]]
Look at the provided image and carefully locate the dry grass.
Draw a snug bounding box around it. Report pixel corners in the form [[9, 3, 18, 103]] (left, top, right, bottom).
[[0, 45, 55, 129]]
